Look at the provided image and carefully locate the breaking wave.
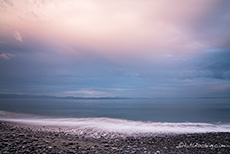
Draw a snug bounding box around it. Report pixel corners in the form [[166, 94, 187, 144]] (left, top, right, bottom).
[[1, 110, 230, 138]]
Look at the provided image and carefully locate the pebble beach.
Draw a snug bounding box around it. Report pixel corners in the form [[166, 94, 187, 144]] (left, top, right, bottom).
[[1, 121, 230, 154]]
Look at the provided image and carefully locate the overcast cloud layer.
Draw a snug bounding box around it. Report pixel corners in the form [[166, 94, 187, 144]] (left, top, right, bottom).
[[0, 0, 229, 98]]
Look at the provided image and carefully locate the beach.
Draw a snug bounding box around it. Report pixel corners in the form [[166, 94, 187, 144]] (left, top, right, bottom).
[[1, 121, 230, 154]]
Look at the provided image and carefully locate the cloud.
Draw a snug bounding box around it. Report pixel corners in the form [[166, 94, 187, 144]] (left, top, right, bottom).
[[0, 53, 15, 60], [13, 31, 23, 42], [1, 0, 229, 57], [169, 49, 230, 80], [65, 90, 106, 97]]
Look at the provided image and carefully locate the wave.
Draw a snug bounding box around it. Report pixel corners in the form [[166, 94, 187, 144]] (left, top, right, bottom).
[[1, 110, 230, 138]]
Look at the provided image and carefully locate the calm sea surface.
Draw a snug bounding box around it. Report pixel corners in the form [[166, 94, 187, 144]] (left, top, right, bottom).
[[0, 98, 230, 123]]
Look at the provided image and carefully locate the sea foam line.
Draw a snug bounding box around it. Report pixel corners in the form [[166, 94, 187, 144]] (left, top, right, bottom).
[[0, 110, 230, 137]]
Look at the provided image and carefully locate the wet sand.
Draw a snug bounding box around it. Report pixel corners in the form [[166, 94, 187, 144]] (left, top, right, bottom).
[[0, 121, 230, 154]]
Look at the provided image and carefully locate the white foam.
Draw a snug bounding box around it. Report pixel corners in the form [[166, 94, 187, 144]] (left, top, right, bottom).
[[1, 110, 230, 137]]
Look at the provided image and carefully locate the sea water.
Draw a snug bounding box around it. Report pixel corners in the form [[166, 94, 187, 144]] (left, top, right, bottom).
[[0, 98, 230, 135]]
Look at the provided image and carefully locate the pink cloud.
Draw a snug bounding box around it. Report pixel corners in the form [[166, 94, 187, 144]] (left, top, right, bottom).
[[0, 0, 228, 60], [0, 53, 16, 60], [64, 90, 106, 97], [13, 31, 23, 42]]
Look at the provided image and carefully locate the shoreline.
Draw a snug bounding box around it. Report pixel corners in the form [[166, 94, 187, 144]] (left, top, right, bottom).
[[1, 121, 230, 153]]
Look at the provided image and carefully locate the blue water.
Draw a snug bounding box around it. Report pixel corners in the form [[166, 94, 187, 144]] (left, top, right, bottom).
[[0, 98, 230, 123]]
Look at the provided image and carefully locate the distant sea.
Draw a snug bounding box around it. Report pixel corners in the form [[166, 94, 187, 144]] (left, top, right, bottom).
[[1, 98, 230, 135], [0, 98, 230, 122]]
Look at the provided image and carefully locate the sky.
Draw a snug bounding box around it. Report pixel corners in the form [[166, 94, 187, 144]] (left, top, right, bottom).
[[0, 0, 229, 98]]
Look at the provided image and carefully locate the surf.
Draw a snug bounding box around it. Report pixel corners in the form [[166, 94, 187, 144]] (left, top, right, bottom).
[[1, 110, 230, 138]]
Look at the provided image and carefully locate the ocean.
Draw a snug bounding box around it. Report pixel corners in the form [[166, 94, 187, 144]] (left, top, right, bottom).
[[0, 98, 230, 136]]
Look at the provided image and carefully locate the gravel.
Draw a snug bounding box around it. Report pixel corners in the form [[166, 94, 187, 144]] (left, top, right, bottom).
[[0, 121, 230, 154]]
